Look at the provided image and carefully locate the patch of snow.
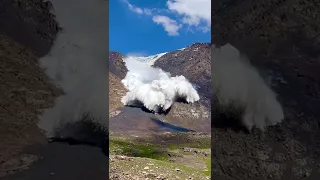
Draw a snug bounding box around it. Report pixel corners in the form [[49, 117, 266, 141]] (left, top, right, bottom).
[[127, 52, 167, 66]]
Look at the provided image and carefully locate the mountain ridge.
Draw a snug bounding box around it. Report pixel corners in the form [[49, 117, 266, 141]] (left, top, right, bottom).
[[108, 42, 212, 133]]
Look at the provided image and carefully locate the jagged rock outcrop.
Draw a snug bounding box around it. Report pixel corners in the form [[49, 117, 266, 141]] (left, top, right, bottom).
[[109, 52, 127, 79], [109, 72, 127, 117]]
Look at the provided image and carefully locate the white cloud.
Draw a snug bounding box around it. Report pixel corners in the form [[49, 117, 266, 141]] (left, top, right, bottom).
[[123, 0, 151, 15], [199, 26, 210, 33], [167, 0, 211, 28], [182, 16, 201, 26], [121, 0, 211, 35], [143, 8, 152, 15], [152, 15, 182, 36]]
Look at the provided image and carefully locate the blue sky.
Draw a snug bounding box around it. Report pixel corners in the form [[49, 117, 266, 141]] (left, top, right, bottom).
[[109, 0, 211, 55]]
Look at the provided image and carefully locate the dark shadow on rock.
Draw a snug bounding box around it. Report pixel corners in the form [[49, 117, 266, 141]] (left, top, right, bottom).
[[101, 141, 109, 157], [211, 112, 249, 134], [175, 97, 190, 104], [49, 137, 109, 157], [124, 100, 172, 115], [49, 115, 108, 157], [211, 102, 250, 133], [149, 117, 194, 133], [124, 96, 203, 116]]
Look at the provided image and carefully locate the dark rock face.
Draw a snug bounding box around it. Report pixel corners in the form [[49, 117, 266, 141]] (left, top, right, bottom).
[[0, 0, 60, 57], [0, 0, 61, 175], [108, 51, 127, 78], [153, 43, 211, 108], [212, 0, 320, 180]]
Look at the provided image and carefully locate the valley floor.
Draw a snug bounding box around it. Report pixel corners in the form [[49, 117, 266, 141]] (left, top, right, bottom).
[[109, 132, 211, 180]]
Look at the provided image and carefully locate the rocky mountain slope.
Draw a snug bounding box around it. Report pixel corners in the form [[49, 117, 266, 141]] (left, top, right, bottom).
[[1, 1, 110, 179], [108, 44, 212, 179], [0, 0, 61, 176], [109, 43, 211, 133], [212, 0, 320, 179], [153, 43, 212, 107], [109, 52, 127, 79], [108, 72, 126, 117]]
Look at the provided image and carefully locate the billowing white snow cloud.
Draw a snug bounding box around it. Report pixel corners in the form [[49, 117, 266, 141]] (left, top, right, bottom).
[[121, 56, 199, 112], [212, 44, 284, 130], [38, 0, 108, 137]]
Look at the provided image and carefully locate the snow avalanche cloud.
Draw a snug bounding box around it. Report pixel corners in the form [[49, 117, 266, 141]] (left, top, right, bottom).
[[37, 0, 108, 138], [212, 44, 284, 130], [121, 56, 200, 112]]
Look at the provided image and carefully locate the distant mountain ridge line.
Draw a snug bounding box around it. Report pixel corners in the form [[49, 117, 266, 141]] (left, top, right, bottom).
[[109, 42, 211, 59]]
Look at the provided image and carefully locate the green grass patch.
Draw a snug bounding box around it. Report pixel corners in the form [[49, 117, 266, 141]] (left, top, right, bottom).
[[168, 144, 179, 150], [109, 137, 211, 178], [109, 139, 169, 160], [203, 157, 211, 176], [167, 137, 211, 150]]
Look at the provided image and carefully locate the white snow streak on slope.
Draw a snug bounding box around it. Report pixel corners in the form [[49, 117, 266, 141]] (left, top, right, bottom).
[[132, 52, 167, 66]]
